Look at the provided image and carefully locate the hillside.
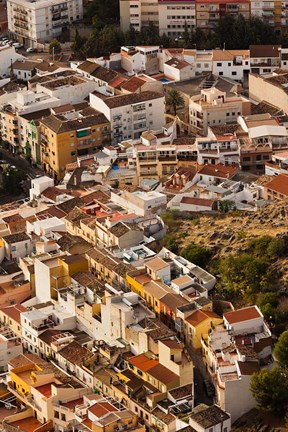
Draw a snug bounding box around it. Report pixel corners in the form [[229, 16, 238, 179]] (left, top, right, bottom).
[[164, 201, 288, 287]]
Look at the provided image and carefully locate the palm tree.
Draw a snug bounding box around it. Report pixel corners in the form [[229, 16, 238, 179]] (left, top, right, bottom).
[[165, 89, 185, 116]]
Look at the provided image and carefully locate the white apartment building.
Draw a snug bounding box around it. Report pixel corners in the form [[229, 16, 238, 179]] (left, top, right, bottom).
[[121, 46, 160, 75], [212, 49, 250, 82], [120, 0, 195, 36], [89, 90, 165, 144], [7, 0, 83, 46], [196, 136, 240, 165]]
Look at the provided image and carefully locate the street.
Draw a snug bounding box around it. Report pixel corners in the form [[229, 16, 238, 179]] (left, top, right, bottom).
[[0, 148, 43, 180], [185, 344, 214, 406]]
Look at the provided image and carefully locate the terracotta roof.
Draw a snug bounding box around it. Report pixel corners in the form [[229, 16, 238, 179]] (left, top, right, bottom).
[[8, 353, 46, 369], [121, 76, 146, 92], [36, 206, 66, 219], [198, 163, 239, 178], [41, 186, 71, 201], [180, 197, 214, 207], [185, 310, 221, 327], [41, 107, 109, 134], [38, 329, 65, 345], [88, 401, 118, 418], [212, 49, 249, 61], [250, 45, 281, 59], [145, 257, 169, 272], [237, 361, 260, 375], [12, 60, 38, 71], [265, 173, 288, 197], [143, 280, 170, 300], [161, 292, 189, 312], [58, 340, 90, 367], [224, 306, 262, 324], [148, 363, 178, 385], [97, 91, 163, 109], [160, 339, 182, 349], [129, 354, 158, 372], [0, 304, 27, 324], [78, 61, 119, 83], [165, 58, 191, 70]]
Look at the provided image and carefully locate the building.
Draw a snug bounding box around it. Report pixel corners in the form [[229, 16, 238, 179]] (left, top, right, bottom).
[[201, 306, 272, 422], [39, 104, 110, 180], [189, 404, 231, 432], [184, 309, 222, 348], [195, 0, 250, 33], [189, 87, 251, 135], [90, 91, 165, 145], [120, 0, 196, 37], [0, 329, 23, 372], [264, 173, 288, 200], [2, 232, 31, 261], [212, 49, 250, 82], [249, 71, 288, 115], [7, 0, 83, 47], [249, 45, 281, 75]]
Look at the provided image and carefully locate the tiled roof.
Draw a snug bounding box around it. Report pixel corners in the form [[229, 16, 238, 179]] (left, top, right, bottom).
[[88, 401, 118, 418], [0, 304, 27, 324], [198, 163, 239, 178], [58, 340, 90, 367], [98, 91, 163, 109], [165, 58, 191, 70], [224, 306, 262, 324], [129, 354, 158, 372], [41, 107, 109, 134], [3, 232, 30, 244], [265, 173, 288, 196], [185, 310, 221, 327], [180, 197, 214, 207], [190, 404, 230, 428], [148, 363, 178, 385], [250, 45, 281, 58], [121, 76, 146, 92], [145, 257, 169, 272]]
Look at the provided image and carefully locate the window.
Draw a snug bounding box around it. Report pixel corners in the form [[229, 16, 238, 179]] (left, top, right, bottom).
[[243, 156, 250, 161], [232, 71, 237, 75], [217, 62, 222, 66]]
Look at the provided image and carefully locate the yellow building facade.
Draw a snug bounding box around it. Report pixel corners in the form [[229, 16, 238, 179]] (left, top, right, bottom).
[[39, 107, 110, 180]]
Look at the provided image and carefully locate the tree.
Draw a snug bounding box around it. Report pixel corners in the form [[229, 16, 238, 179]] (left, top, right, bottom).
[[165, 89, 185, 116], [71, 29, 87, 59], [250, 368, 288, 414], [49, 39, 61, 56], [274, 330, 288, 369], [182, 244, 211, 268]]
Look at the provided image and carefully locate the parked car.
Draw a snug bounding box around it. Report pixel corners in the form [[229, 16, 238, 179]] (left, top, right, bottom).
[[13, 42, 23, 48], [203, 379, 215, 397], [26, 47, 37, 53]]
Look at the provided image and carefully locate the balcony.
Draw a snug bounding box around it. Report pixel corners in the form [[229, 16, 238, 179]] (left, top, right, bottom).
[[158, 155, 177, 161], [138, 155, 157, 161]]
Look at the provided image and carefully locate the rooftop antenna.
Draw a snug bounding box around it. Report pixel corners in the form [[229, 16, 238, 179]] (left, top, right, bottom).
[[223, 42, 226, 51]]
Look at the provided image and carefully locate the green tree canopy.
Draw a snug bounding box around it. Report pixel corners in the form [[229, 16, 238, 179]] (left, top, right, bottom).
[[250, 368, 288, 414], [181, 244, 211, 269], [49, 39, 61, 55], [165, 89, 185, 116], [274, 330, 288, 369]]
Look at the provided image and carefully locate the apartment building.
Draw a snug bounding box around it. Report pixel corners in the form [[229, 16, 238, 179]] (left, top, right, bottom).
[[249, 71, 288, 115], [120, 0, 195, 36], [7, 0, 83, 47], [196, 135, 240, 165], [212, 49, 250, 82], [121, 46, 160, 75], [90, 91, 165, 145], [39, 104, 110, 180], [135, 142, 178, 179], [250, 45, 281, 74], [201, 305, 272, 422], [250, 1, 285, 33], [189, 87, 251, 134], [195, 0, 250, 33]]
